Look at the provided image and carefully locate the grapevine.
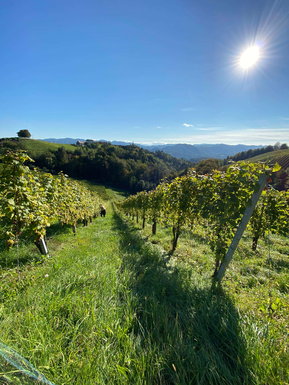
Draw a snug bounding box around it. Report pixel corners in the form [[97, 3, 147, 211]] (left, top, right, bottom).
[[0, 151, 100, 253], [121, 161, 287, 281]]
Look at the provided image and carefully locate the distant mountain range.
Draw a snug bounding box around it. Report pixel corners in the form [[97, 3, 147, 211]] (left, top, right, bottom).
[[41, 138, 263, 161]]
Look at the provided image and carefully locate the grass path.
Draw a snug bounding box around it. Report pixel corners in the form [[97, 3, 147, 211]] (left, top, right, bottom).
[[0, 199, 288, 384], [1, 203, 136, 385]]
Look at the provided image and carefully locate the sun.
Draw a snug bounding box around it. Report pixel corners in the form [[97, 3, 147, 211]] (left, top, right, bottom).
[[239, 45, 261, 70]]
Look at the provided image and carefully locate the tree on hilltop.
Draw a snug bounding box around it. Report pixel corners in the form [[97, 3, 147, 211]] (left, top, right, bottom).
[[17, 129, 31, 138]]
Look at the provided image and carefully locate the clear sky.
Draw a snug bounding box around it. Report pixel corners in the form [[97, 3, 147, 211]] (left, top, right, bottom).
[[1, 0, 289, 145]]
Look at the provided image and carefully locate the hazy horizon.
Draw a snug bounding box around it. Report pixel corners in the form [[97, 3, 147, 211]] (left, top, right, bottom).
[[1, 133, 286, 147]]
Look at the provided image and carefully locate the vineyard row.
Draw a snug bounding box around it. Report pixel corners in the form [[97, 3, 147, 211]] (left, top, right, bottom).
[[0, 151, 101, 253], [120, 162, 289, 282]]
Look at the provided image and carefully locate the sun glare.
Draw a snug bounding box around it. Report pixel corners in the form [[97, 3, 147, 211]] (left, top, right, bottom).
[[239, 45, 261, 69]]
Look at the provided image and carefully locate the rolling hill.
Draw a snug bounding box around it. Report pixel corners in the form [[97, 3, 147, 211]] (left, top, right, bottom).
[[247, 148, 289, 190], [40, 138, 262, 161], [0, 137, 75, 157], [0, 137, 192, 192], [248, 148, 289, 167]]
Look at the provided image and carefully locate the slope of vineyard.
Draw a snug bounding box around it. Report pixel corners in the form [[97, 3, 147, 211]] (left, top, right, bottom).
[[246, 149, 289, 190], [0, 152, 288, 384], [0, 187, 288, 384], [248, 148, 289, 164]]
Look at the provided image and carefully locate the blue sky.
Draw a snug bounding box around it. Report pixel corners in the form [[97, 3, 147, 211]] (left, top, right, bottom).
[[0, 0, 289, 144]]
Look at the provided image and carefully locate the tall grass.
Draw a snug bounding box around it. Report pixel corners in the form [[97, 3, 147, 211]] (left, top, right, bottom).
[[113, 213, 252, 385], [0, 192, 288, 384]]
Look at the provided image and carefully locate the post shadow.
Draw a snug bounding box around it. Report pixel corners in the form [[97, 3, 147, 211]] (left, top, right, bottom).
[[46, 222, 75, 237], [112, 212, 253, 385], [0, 251, 40, 269], [0, 223, 72, 269]]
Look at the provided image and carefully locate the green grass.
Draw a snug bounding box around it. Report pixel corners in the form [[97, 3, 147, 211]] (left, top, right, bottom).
[[20, 138, 75, 155], [0, 187, 288, 384], [0, 138, 75, 157], [128, 217, 289, 385]]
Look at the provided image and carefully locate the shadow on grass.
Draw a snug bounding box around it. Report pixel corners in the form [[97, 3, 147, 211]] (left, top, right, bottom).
[[180, 228, 208, 244], [46, 222, 73, 238], [265, 256, 289, 272], [0, 223, 72, 269], [0, 244, 41, 269], [113, 212, 253, 385]]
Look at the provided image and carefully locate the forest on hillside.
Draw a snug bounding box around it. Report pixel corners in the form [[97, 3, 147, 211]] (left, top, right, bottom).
[[0, 138, 192, 192]]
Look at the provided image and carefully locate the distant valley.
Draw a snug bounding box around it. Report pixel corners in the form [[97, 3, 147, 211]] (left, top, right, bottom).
[[41, 138, 263, 161]]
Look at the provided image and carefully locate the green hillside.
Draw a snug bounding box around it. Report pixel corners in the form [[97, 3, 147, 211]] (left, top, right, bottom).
[[0, 137, 74, 157], [246, 149, 289, 190], [0, 137, 192, 192], [248, 148, 289, 165]]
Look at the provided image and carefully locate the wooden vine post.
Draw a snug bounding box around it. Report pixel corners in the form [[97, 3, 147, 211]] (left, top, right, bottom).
[[213, 173, 268, 285]]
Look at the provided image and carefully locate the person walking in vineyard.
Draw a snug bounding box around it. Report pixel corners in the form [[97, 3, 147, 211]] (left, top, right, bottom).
[[100, 204, 106, 217]]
